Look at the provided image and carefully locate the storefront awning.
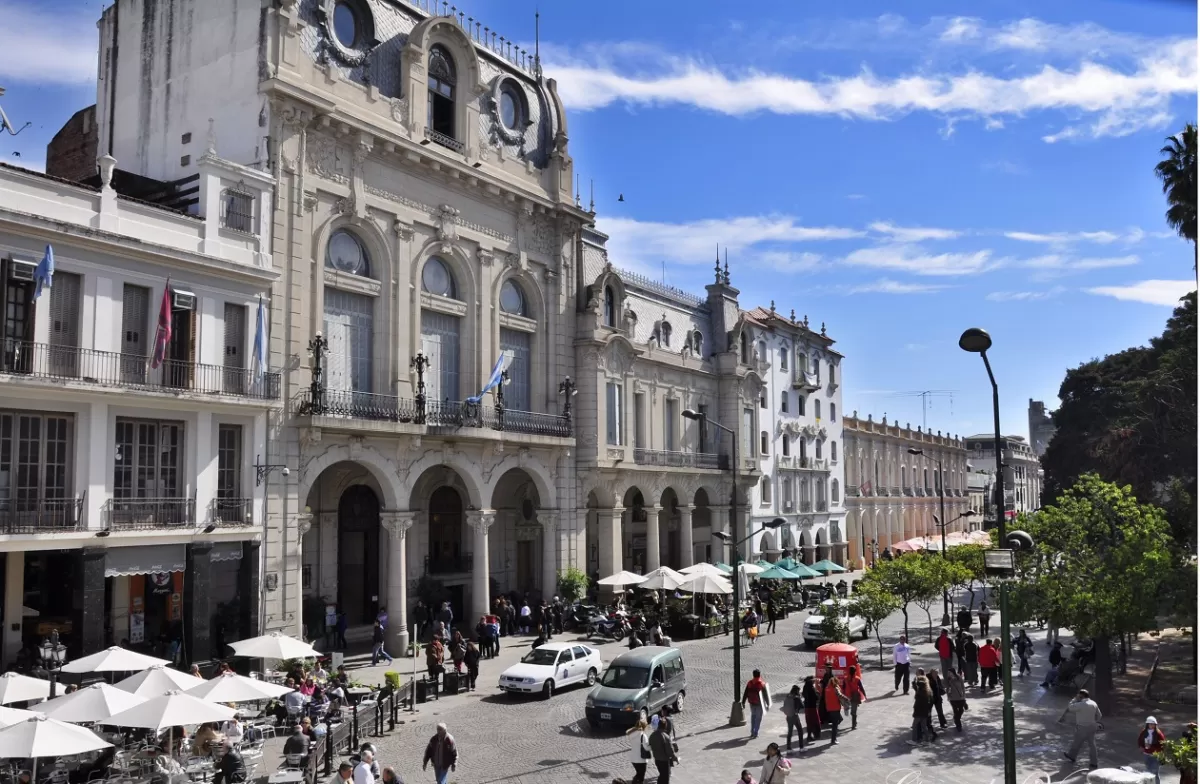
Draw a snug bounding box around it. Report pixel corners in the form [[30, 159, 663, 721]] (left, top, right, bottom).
[[211, 542, 243, 563], [104, 544, 187, 578]]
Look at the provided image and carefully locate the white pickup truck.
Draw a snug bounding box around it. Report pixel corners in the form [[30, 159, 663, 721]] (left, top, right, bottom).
[[802, 599, 869, 647]]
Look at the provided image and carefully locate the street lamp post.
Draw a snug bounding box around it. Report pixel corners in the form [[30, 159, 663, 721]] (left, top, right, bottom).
[[868, 539, 879, 568], [959, 327, 1016, 784], [38, 629, 68, 699]]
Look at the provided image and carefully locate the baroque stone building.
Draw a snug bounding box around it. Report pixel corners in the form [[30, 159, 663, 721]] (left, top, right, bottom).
[[841, 413, 970, 567]]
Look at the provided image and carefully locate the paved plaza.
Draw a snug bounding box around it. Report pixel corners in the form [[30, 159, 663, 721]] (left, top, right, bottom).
[[322, 595, 1187, 784]]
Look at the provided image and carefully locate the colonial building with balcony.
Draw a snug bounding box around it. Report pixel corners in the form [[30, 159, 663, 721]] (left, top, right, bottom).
[[841, 413, 970, 568], [574, 244, 763, 577], [741, 306, 847, 566], [964, 434, 1043, 521], [0, 153, 279, 667]]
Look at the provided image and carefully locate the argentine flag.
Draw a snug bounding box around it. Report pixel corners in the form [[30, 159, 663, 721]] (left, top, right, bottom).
[[253, 297, 268, 382], [33, 245, 54, 300], [468, 351, 513, 404]]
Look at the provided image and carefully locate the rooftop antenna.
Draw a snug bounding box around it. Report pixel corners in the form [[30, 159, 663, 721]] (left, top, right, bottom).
[[887, 389, 956, 430], [534, 9, 541, 76], [0, 88, 31, 137]]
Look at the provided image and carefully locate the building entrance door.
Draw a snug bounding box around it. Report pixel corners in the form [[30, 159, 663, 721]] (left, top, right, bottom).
[[337, 486, 380, 626]]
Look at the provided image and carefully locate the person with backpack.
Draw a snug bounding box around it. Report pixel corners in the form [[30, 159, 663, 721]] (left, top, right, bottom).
[[741, 669, 772, 739], [1013, 629, 1035, 677], [781, 684, 805, 752], [760, 742, 791, 783], [944, 668, 969, 731]]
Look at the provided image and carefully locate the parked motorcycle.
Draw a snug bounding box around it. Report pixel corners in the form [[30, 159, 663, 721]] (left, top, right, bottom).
[[587, 613, 628, 641], [566, 602, 598, 632]]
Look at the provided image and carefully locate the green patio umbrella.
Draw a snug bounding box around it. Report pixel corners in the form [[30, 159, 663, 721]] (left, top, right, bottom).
[[811, 559, 848, 573], [714, 562, 734, 574], [756, 565, 801, 581], [754, 559, 774, 569], [777, 557, 799, 571], [787, 562, 822, 579]]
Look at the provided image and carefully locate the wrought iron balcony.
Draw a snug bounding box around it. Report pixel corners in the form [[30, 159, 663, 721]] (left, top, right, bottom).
[[424, 552, 473, 575], [0, 497, 84, 534], [890, 486, 901, 496], [799, 500, 813, 512], [816, 500, 828, 512], [633, 449, 730, 470], [845, 486, 861, 498], [210, 497, 254, 527], [0, 341, 280, 401], [103, 497, 196, 531], [298, 389, 572, 438], [424, 128, 465, 153]]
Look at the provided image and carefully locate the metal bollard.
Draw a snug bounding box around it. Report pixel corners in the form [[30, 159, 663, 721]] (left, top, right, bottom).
[[350, 704, 359, 751], [389, 690, 397, 731], [323, 718, 334, 776]]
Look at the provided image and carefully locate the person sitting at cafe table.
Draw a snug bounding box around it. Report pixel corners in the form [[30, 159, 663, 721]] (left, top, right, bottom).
[[299, 677, 317, 697], [333, 665, 351, 686], [192, 722, 224, 755], [212, 741, 247, 784], [283, 725, 310, 768], [312, 660, 329, 681], [284, 687, 307, 719], [222, 714, 245, 745]]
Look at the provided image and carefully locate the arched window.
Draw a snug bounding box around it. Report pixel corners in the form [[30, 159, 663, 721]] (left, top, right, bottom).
[[326, 229, 370, 276], [780, 391, 788, 413], [831, 441, 838, 462], [498, 82, 525, 131], [693, 330, 703, 356], [797, 352, 807, 375], [811, 355, 820, 375], [798, 396, 805, 416], [420, 257, 462, 402], [603, 286, 616, 327], [761, 475, 772, 504], [427, 45, 457, 141], [816, 440, 823, 459], [799, 438, 807, 460], [779, 347, 788, 370], [782, 435, 790, 457], [660, 322, 672, 347], [830, 403, 836, 421], [760, 394, 766, 409], [832, 479, 840, 503], [901, 466, 907, 488], [421, 257, 457, 299], [814, 399, 822, 419], [499, 279, 526, 316]]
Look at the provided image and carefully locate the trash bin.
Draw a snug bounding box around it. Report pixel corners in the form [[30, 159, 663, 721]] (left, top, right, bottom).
[[815, 643, 859, 682]]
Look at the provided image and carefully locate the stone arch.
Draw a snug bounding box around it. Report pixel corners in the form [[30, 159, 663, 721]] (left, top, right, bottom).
[[489, 467, 555, 598], [491, 265, 548, 324], [798, 528, 814, 565], [312, 210, 394, 286], [484, 453, 555, 510], [299, 443, 401, 509], [405, 16, 486, 94], [399, 452, 485, 509], [414, 238, 479, 305]]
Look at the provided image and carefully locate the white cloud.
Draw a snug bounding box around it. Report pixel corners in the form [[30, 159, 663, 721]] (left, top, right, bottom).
[[985, 287, 1066, 301], [869, 222, 961, 242], [847, 278, 950, 295], [1086, 280, 1197, 306], [939, 17, 982, 43], [843, 244, 999, 276], [0, 2, 98, 86], [1021, 255, 1139, 272], [752, 251, 823, 273], [1004, 230, 1140, 246], [548, 36, 1196, 142]]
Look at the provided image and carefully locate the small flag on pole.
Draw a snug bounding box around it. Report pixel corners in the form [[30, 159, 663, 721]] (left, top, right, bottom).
[[150, 280, 173, 370], [33, 245, 54, 300], [467, 352, 512, 403], [253, 297, 268, 382]]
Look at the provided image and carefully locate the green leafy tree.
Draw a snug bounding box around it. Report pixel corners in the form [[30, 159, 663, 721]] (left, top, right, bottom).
[[556, 567, 590, 604], [945, 544, 987, 609], [1011, 474, 1175, 710], [860, 554, 930, 638], [1158, 734, 1197, 783], [850, 580, 902, 669], [1154, 123, 1198, 269], [912, 557, 972, 642], [819, 595, 851, 644]]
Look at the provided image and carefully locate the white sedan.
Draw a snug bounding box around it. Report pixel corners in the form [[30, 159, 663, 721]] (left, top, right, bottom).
[[802, 599, 869, 647], [498, 641, 603, 699]]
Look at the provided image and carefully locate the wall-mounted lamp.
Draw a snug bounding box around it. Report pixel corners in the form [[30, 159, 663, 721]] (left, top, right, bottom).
[[254, 455, 290, 487]]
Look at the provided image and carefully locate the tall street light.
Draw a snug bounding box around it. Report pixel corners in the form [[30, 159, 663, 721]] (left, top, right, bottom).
[[959, 327, 1016, 784]]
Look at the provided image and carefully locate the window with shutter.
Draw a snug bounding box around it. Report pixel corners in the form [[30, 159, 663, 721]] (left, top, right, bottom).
[[121, 284, 149, 383], [48, 271, 81, 378], [420, 309, 460, 403], [324, 289, 374, 396], [223, 303, 247, 394]]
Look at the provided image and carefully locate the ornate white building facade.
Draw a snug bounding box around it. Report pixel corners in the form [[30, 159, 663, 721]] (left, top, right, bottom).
[[841, 414, 970, 567]]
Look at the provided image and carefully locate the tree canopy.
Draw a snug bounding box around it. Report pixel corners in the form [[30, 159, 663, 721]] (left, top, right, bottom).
[[859, 553, 940, 638], [850, 580, 902, 670], [1154, 123, 1197, 268]]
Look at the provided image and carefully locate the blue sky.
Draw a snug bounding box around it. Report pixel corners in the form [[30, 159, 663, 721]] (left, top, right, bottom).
[[0, 0, 1196, 440]]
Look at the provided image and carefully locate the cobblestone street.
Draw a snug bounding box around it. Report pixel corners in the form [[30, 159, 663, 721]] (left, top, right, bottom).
[[332, 596, 1187, 784]]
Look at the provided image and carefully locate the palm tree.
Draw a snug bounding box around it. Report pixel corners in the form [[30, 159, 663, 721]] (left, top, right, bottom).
[[1154, 124, 1198, 270]]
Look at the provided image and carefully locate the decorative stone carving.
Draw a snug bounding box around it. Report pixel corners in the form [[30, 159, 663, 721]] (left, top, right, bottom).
[[477, 248, 495, 266], [390, 96, 410, 130], [302, 193, 319, 213], [381, 512, 417, 539], [466, 510, 497, 535], [306, 134, 351, 184], [334, 195, 354, 215], [393, 220, 415, 241]]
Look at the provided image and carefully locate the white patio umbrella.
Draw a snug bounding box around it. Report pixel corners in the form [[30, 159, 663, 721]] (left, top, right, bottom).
[[0, 715, 112, 780], [104, 690, 236, 732], [37, 683, 147, 724], [228, 632, 319, 661], [186, 672, 293, 703], [679, 562, 729, 579], [0, 672, 51, 705], [597, 570, 645, 587], [0, 705, 41, 729], [736, 562, 766, 575], [679, 573, 733, 595], [115, 665, 205, 696], [60, 646, 170, 674], [638, 566, 688, 591]]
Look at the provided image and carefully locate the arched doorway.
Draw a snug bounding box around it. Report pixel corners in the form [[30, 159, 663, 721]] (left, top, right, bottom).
[[424, 485, 467, 624], [692, 489, 713, 565], [338, 485, 381, 626]]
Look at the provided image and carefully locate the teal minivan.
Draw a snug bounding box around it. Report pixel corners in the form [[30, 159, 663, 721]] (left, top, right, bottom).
[[584, 646, 686, 728]]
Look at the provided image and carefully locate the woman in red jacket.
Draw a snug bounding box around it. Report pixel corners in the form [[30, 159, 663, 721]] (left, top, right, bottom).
[[977, 640, 998, 692], [1138, 716, 1166, 784], [841, 665, 867, 731]]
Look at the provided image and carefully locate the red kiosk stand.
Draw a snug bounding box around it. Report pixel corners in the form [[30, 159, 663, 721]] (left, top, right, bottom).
[[815, 642, 860, 681]]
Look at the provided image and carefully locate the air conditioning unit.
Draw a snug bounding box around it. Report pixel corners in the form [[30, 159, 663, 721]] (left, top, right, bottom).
[[172, 290, 196, 311], [9, 260, 36, 282]]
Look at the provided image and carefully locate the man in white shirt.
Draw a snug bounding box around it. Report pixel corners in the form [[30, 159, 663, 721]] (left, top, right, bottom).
[[1059, 689, 1103, 768], [353, 750, 375, 784], [893, 635, 912, 695]]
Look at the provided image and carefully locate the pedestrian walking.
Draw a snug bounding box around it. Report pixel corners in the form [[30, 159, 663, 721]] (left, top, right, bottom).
[[625, 717, 651, 784], [907, 676, 933, 746], [438, 602, 454, 637], [954, 630, 967, 672], [463, 640, 480, 691], [935, 628, 954, 677], [1014, 629, 1034, 677], [741, 669, 772, 739], [893, 635, 913, 694], [802, 676, 822, 742], [336, 609, 349, 650], [648, 716, 679, 784], [841, 664, 867, 730], [956, 605, 972, 634], [353, 750, 375, 784], [371, 620, 393, 666], [1041, 641, 1065, 688], [519, 601, 531, 634], [944, 668, 969, 731], [926, 670, 948, 730], [766, 599, 778, 635], [820, 666, 846, 745], [963, 634, 980, 685], [978, 602, 992, 637], [422, 723, 458, 784], [760, 742, 792, 783], [781, 685, 805, 752], [1138, 717, 1166, 784], [1058, 689, 1102, 769], [977, 638, 998, 692]]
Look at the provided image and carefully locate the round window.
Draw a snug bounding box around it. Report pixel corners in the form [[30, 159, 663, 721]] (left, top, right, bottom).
[[499, 86, 522, 131], [326, 230, 369, 276], [333, 2, 358, 48], [500, 280, 525, 315], [422, 257, 455, 298]]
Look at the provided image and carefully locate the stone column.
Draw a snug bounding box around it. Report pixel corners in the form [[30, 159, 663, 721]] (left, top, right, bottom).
[[677, 506, 694, 568], [185, 541, 214, 664], [540, 511, 559, 598], [381, 511, 416, 653], [738, 506, 753, 563], [599, 507, 624, 579], [644, 506, 661, 571], [466, 510, 497, 622]]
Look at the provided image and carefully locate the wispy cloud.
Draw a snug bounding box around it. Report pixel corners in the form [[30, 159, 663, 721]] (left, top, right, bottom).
[[0, 2, 98, 86], [869, 222, 961, 242], [549, 32, 1196, 142], [842, 244, 999, 277], [986, 287, 1066, 301], [1004, 229, 1144, 246], [1086, 279, 1197, 306], [1020, 255, 1139, 274], [847, 278, 951, 295], [753, 251, 824, 273]]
